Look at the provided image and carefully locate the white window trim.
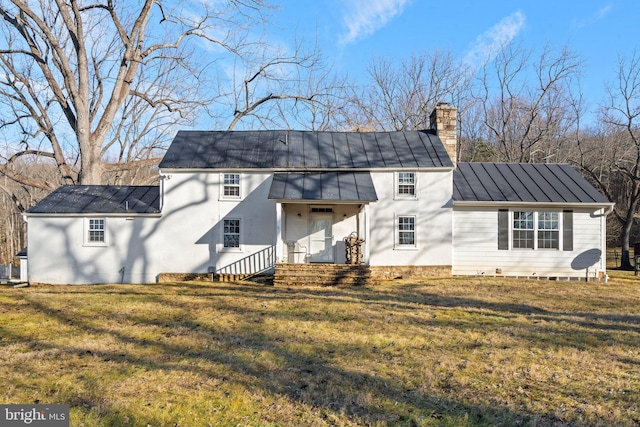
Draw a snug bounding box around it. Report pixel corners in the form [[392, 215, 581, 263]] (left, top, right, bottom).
[[83, 217, 108, 247], [394, 214, 418, 250], [510, 211, 561, 251], [219, 172, 242, 201], [220, 217, 243, 252], [394, 171, 418, 200]]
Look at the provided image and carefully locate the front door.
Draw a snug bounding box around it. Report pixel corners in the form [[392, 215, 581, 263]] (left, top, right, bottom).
[[309, 212, 333, 262]]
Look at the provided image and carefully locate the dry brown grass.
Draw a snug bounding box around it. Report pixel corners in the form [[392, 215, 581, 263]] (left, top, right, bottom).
[[1, 276, 639, 426]]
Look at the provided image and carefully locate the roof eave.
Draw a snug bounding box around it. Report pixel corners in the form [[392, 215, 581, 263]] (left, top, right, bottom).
[[160, 166, 454, 173], [24, 212, 162, 218], [268, 199, 377, 204], [453, 200, 614, 209]]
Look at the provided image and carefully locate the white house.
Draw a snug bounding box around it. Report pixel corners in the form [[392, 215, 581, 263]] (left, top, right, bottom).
[[22, 104, 613, 284]]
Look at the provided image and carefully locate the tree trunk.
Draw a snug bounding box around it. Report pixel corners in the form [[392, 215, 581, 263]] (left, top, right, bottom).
[[78, 132, 103, 185], [620, 220, 633, 270], [619, 180, 640, 270]]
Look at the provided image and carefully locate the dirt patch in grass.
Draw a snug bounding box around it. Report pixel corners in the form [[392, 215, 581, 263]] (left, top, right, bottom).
[[1, 277, 639, 426]]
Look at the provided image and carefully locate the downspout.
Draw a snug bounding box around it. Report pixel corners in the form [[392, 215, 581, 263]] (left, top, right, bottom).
[[159, 174, 166, 211]]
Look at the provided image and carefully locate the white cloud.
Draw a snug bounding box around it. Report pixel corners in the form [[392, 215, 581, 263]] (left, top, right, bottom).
[[464, 11, 526, 67], [339, 0, 410, 46], [572, 3, 613, 29]]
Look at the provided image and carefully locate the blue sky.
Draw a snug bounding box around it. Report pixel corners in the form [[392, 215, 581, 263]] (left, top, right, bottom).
[[271, 0, 636, 118]]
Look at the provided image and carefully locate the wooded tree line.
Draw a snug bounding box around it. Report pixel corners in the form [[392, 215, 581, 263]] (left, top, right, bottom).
[[1, 2, 639, 268]]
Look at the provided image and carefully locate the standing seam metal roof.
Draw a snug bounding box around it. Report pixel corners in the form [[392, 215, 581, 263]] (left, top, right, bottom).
[[453, 163, 610, 204], [26, 185, 160, 214], [268, 172, 378, 202], [159, 130, 453, 169]]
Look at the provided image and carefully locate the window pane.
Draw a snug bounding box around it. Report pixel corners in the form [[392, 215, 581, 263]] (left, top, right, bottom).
[[398, 172, 415, 184], [224, 174, 239, 185], [399, 232, 415, 245], [88, 230, 104, 242], [224, 234, 240, 247], [89, 219, 104, 230], [513, 230, 534, 249], [224, 186, 240, 197], [513, 211, 533, 230], [538, 230, 559, 249], [538, 212, 559, 230], [398, 184, 415, 195]]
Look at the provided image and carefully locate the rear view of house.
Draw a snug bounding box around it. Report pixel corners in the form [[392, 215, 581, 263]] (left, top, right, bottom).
[[22, 104, 613, 284]]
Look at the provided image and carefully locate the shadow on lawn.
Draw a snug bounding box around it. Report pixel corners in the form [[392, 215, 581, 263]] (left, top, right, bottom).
[[9, 281, 638, 426], [175, 281, 640, 335]]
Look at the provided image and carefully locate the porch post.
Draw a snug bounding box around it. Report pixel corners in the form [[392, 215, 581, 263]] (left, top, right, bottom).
[[364, 204, 370, 265], [275, 202, 284, 262]]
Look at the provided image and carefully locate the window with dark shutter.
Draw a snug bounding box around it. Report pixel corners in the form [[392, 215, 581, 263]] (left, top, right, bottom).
[[498, 209, 509, 250], [563, 210, 573, 251]]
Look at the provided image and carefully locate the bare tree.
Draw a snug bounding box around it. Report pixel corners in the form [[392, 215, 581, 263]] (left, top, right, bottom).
[[224, 37, 351, 131], [474, 42, 582, 162], [345, 49, 469, 131], [0, 156, 57, 264], [578, 51, 640, 269], [0, 0, 273, 191]]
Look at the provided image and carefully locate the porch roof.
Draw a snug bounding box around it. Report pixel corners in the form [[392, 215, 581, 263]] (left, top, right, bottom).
[[268, 172, 378, 202]]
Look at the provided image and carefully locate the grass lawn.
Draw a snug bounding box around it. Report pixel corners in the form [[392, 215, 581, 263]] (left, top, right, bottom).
[[1, 277, 639, 426]]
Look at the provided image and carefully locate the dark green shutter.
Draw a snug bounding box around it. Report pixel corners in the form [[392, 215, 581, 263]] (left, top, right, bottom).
[[498, 209, 509, 250], [563, 210, 573, 251]]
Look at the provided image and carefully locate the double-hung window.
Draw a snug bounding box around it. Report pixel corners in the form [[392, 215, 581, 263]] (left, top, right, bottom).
[[396, 172, 416, 198], [223, 219, 241, 248], [397, 215, 416, 248], [537, 212, 559, 249], [512, 211, 534, 249], [501, 210, 564, 250], [222, 173, 241, 198], [84, 218, 107, 246]]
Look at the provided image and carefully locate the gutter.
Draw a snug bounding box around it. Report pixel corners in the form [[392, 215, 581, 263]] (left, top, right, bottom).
[[23, 213, 162, 218], [159, 166, 455, 174], [453, 201, 615, 210]]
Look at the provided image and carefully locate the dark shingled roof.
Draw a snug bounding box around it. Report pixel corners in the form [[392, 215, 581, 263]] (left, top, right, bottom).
[[159, 130, 453, 170], [268, 172, 378, 202], [453, 163, 610, 204], [27, 186, 160, 214]]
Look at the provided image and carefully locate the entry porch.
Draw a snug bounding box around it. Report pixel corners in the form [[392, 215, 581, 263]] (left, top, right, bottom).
[[275, 202, 370, 265], [268, 171, 378, 265]]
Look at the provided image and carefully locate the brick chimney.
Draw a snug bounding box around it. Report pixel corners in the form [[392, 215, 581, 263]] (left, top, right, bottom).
[[430, 102, 457, 167]]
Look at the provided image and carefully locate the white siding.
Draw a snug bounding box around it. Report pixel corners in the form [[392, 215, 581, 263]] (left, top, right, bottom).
[[453, 206, 607, 278], [368, 170, 453, 266], [27, 216, 162, 284], [159, 171, 276, 276], [27, 171, 278, 284]]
